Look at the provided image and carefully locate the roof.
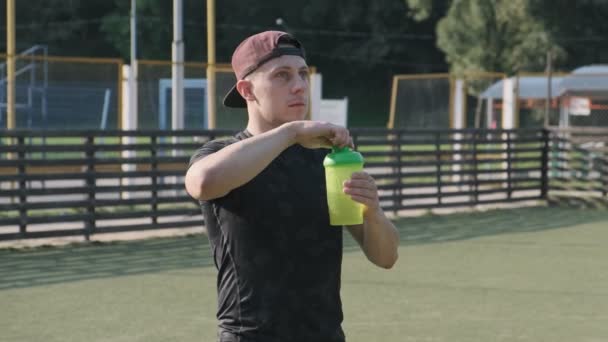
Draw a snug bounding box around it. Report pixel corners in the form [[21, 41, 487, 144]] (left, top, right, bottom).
[[571, 64, 608, 74], [480, 77, 563, 99], [559, 64, 608, 94], [480, 65, 608, 99]]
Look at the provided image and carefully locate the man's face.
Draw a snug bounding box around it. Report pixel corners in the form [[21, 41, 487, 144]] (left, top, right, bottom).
[[244, 55, 310, 126]]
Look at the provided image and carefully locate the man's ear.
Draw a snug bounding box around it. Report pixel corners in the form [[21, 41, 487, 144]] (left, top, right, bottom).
[[236, 79, 256, 102]]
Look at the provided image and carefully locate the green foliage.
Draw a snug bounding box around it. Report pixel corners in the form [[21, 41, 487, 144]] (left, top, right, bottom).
[[529, 0, 608, 69], [100, 0, 204, 60], [91, 0, 447, 125], [404, 0, 608, 74], [4, 0, 608, 126], [1, 0, 117, 55], [405, 0, 435, 21], [436, 0, 562, 75]]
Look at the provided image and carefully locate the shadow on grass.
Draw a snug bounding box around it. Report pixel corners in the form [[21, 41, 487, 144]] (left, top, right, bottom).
[[0, 234, 213, 291], [343, 205, 608, 252], [2, 206, 607, 291]]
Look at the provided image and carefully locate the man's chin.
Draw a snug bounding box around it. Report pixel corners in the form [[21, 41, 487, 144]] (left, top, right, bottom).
[[288, 106, 309, 120]]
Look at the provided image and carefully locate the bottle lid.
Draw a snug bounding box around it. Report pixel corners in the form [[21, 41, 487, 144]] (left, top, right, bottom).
[[323, 146, 364, 167]]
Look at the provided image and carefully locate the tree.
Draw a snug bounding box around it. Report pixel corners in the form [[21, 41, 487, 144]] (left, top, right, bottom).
[[100, 0, 205, 60], [0, 0, 117, 56], [211, 0, 448, 125], [529, 0, 608, 69], [405, 0, 436, 21], [4, 0, 448, 126], [436, 0, 562, 75], [405, 0, 608, 74]]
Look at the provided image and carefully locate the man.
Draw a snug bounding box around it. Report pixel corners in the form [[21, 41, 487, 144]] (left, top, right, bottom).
[[185, 31, 399, 342]]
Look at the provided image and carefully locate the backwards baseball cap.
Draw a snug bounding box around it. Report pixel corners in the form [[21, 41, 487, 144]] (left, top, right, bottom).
[[223, 31, 306, 108]]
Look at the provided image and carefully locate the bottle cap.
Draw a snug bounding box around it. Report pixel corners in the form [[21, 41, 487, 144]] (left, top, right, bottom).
[[323, 146, 364, 167]]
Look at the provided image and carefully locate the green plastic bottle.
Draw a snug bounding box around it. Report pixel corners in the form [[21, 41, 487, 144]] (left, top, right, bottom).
[[323, 146, 365, 226]]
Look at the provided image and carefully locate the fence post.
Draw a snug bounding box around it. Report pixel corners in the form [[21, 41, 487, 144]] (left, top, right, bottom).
[[540, 129, 549, 200], [84, 135, 96, 241], [120, 131, 137, 200], [472, 130, 479, 205], [435, 132, 443, 206], [602, 157, 607, 198], [151, 134, 159, 225], [506, 131, 513, 199], [393, 130, 402, 215], [17, 135, 27, 237]]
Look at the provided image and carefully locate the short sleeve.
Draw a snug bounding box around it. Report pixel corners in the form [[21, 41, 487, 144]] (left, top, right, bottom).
[[188, 138, 238, 169]]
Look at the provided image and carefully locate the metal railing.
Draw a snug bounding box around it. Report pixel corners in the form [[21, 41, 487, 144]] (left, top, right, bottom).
[[1, 127, 605, 241], [351, 128, 546, 212], [548, 127, 608, 201], [0, 129, 232, 240]]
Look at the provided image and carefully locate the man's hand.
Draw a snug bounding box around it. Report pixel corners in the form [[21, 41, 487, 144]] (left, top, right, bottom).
[[343, 171, 380, 216], [286, 121, 354, 149], [344, 171, 399, 269]]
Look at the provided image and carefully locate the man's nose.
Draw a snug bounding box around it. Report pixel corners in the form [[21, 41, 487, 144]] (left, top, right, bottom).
[[291, 75, 308, 93]]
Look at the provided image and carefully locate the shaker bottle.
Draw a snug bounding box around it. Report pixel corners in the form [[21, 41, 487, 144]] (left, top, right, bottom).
[[323, 146, 365, 226]]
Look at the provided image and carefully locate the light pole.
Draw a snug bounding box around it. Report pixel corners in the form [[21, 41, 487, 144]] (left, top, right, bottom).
[[6, 0, 16, 129], [544, 50, 553, 128], [131, 0, 137, 69], [207, 0, 216, 129], [128, 0, 138, 131], [172, 0, 185, 131]]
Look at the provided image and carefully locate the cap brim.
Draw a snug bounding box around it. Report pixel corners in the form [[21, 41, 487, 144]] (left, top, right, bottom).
[[223, 84, 247, 108]]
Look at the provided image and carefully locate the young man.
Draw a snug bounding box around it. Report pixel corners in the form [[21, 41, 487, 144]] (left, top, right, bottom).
[[185, 31, 399, 342]]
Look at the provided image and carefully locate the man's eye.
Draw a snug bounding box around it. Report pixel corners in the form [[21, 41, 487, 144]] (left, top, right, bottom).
[[276, 71, 289, 79]]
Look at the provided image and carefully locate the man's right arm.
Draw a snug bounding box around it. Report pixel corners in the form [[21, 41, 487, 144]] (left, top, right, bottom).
[[185, 121, 352, 201]]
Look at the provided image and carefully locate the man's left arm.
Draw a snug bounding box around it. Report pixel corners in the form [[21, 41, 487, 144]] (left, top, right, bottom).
[[344, 172, 399, 269]]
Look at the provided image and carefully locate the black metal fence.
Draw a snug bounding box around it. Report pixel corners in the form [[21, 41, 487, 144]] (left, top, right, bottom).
[[0, 127, 604, 241], [548, 127, 608, 204], [0, 129, 233, 240], [351, 128, 547, 212]]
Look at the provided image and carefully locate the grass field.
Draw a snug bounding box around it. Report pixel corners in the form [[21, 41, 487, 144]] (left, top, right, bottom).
[[1, 206, 608, 342]]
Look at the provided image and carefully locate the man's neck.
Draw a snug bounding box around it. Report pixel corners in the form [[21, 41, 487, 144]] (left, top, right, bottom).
[[246, 118, 278, 136]]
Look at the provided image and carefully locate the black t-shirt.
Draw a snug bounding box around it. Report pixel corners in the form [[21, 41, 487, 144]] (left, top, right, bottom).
[[189, 130, 345, 342]]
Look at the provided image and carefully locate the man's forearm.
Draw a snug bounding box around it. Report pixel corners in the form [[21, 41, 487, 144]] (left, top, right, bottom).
[[350, 209, 399, 269], [186, 125, 294, 200]]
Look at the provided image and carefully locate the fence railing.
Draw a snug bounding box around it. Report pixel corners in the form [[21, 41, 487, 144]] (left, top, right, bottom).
[[548, 127, 608, 201], [351, 128, 547, 212], [1, 127, 605, 241], [0, 129, 233, 240]]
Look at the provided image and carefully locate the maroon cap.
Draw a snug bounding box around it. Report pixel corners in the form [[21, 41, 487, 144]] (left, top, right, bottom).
[[223, 31, 306, 108]]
